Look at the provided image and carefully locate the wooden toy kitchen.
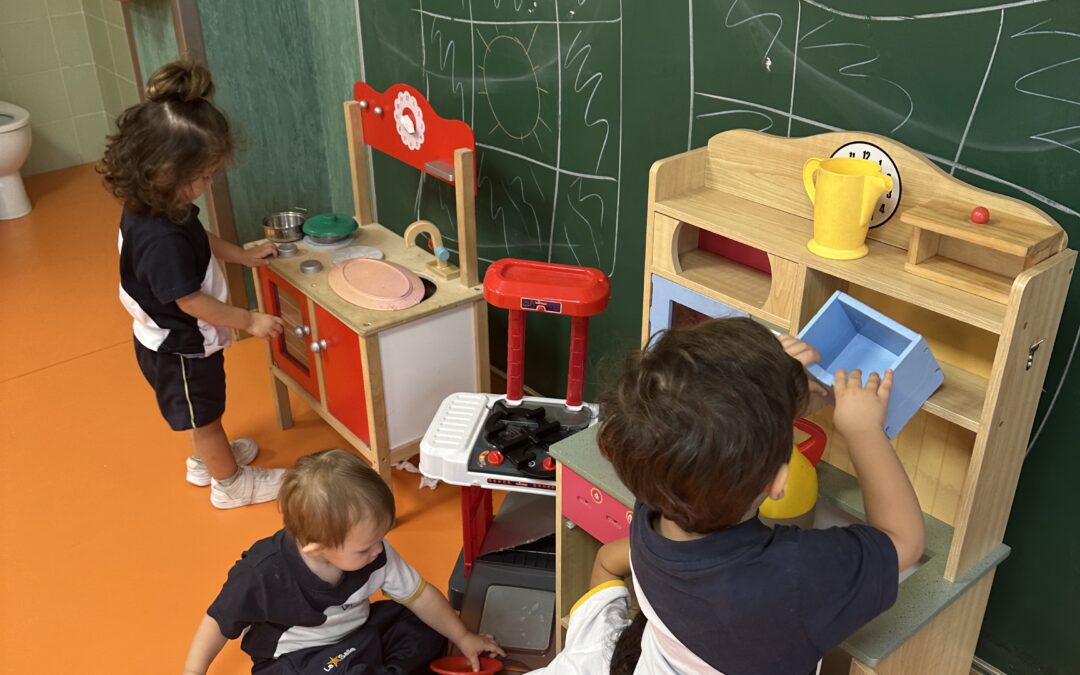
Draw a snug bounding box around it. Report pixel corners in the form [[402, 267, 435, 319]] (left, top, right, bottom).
[[549, 130, 1074, 674], [251, 83, 489, 490]]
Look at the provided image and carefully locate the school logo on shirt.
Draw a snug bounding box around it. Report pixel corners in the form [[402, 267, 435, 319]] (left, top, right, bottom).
[[324, 647, 356, 671]]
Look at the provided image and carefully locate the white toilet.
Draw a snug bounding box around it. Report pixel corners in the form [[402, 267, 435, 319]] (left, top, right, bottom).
[[0, 101, 32, 220]]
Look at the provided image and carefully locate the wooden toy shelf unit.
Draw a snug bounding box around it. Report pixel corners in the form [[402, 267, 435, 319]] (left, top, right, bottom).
[[251, 83, 488, 492], [643, 130, 1074, 673]]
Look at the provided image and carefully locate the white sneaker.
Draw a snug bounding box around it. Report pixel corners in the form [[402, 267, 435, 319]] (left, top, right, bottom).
[[210, 465, 286, 509], [186, 438, 260, 487]]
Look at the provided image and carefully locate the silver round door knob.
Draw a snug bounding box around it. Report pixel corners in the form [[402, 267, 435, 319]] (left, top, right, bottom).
[[310, 338, 329, 353]]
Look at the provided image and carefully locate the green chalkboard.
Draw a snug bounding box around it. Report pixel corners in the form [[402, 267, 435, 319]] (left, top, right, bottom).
[[358, 3, 1080, 672]]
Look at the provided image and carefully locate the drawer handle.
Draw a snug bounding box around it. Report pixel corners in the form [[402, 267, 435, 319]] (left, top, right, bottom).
[[292, 324, 311, 337], [310, 338, 328, 353]]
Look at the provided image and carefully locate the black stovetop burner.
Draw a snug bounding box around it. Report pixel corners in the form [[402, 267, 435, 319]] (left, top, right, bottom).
[[469, 400, 591, 481]]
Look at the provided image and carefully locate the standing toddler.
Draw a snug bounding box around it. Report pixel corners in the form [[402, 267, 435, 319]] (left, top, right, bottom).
[[101, 60, 286, 508]]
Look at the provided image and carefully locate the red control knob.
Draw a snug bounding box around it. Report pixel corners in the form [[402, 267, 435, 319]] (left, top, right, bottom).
[[487, 450, 504, 466], [971, 206, 990, 224], [542, 457, 556, 471]]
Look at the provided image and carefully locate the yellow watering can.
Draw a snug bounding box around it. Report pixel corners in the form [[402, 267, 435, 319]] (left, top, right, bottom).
[[759, 418, 827, 528], [803, 157, 893, 260]]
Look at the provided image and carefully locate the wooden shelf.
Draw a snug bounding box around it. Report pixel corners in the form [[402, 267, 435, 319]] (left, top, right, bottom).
[[922, 362, 987, 432], [905, 256, 1014, 304], [636, 131, 1076, 670], [654, 190, 1008, 333], [679, 248, 772, 307], [653, 266, 790, 330], [902, 200, 1063, 258]]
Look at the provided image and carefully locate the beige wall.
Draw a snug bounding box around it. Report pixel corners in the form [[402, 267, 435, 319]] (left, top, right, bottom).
[[0, 0, 139, 175]]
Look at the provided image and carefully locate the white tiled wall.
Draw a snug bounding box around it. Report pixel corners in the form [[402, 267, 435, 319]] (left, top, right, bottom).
[[0, 0, 140, 175]]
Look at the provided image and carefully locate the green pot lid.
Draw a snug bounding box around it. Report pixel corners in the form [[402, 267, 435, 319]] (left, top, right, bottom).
[[303, 213, 358, 238]]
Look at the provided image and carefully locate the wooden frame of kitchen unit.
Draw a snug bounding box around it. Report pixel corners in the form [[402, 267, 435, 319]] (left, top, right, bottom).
[[636, 129, 1074, 673], [344, 99, 489, 392]]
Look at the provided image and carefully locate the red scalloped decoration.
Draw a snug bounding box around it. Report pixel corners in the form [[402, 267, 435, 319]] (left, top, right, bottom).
[[353, 82, 476, 187]]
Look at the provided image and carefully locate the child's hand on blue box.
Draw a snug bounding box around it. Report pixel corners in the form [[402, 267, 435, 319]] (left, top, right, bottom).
[[833, 368, 893, 441], [778, 334, 828, 397]]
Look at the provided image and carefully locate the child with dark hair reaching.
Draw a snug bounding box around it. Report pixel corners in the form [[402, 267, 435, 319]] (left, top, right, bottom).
[[101, 60, 287, 508], [595, 318, 925, 674]]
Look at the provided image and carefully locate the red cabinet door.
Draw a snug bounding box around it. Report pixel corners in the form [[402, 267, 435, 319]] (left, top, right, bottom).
[[314, 305, 369, 444], [259, 268, 320, 400]]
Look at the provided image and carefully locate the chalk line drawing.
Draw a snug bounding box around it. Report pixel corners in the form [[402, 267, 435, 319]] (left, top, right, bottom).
[[951, 10, 1005, 174], [413, 8, 620, 26], [724, 0, 784, 69], [476, 143, 615, 182], [1007, 16, 1080, 450], [1011, 20, 1080, 107], [428, 18, 467, 120], [565, 30, 612, 173], [799, 38, 915, 133], [787, 1, 801, 136], [408, 0, 622, 277], [800, 0, 1050, 23], [546, 0, 564, 264], [696, 108, 775, 133], [1011, 17, 1080, 163], [687, 0, 695, 150]]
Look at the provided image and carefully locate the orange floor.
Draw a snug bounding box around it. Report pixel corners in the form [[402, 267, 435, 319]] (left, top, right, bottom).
[[0, 165, 469, 674]]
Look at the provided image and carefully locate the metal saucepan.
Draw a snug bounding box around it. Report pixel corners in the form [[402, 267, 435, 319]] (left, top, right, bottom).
[[262, 208, 308, 243]]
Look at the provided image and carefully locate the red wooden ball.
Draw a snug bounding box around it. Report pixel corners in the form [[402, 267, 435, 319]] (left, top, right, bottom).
[[970, 206, 990, 224]]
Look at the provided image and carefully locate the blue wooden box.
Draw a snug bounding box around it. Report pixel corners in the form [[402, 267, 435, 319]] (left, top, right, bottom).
[[796, 291, 943, 438]]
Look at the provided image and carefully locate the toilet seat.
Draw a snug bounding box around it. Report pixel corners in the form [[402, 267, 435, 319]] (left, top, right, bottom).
[[0, 102, 30, 133]]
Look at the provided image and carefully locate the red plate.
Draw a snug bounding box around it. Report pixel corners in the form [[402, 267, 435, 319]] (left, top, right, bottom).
[[430, 656, 502, 674]]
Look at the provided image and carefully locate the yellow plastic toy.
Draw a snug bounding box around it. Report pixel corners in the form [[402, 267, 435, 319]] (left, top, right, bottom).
[[802, 157, 892, 260], [759, 419, 827, 526]]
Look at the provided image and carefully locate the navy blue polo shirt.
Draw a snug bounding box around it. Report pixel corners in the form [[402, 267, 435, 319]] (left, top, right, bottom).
[[630, 501, 898, 675], [118, 205, 230, 356]]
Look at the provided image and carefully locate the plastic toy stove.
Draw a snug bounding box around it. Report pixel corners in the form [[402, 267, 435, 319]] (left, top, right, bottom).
[[421, 258, 610, 671], [422, 258, 610, 497], [422, 393, 598, 495]]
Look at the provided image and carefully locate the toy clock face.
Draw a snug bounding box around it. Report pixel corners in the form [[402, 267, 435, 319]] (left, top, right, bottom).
[[831, 141, 902, 228], [393, 90, 426, 151]]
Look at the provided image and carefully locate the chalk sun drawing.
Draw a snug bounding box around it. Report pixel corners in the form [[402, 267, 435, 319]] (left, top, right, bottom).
[[477, 25, 552, 148]]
